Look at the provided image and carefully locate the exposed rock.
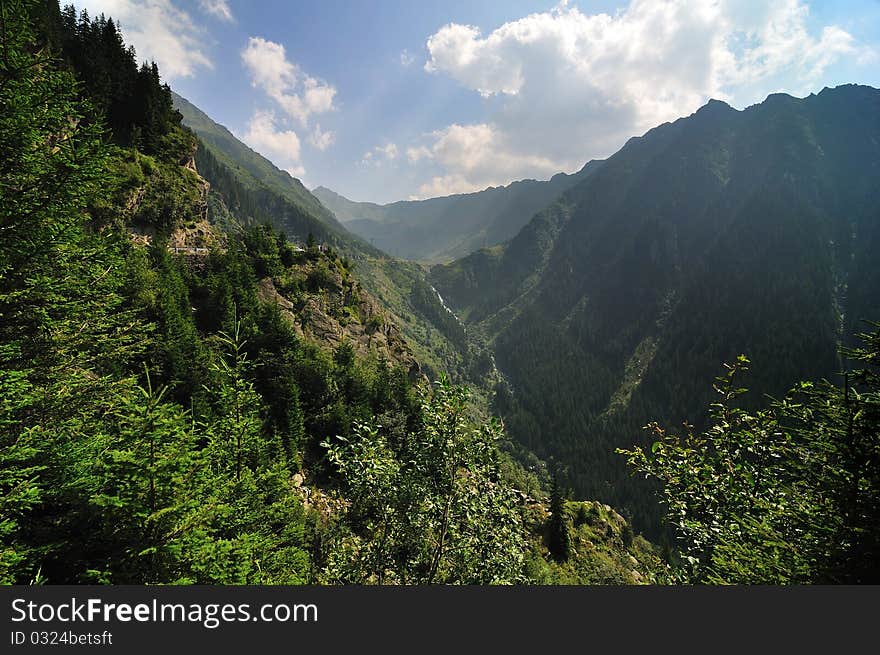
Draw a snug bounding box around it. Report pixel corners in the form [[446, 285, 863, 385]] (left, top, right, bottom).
[[256, 256, 424, 379]]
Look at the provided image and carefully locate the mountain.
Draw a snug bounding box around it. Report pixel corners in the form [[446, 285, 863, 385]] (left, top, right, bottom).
[[7, 3, 664, 586], [172, 92, 473, 379], [9, 2, 877, 585], [313, 160, 602, 262], [172, 92, 349, 239], [431, 85, 880, 533]]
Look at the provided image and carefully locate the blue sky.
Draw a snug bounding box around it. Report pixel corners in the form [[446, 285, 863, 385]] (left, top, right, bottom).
[[77, 1, 880, 203]]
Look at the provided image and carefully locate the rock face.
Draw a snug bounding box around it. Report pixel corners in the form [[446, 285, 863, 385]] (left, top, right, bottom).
[[166, 219, 225, 252], [256, 253, 423, 380], [126, 143, 218, 257]]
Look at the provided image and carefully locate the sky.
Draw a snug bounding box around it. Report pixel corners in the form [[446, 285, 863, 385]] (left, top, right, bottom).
[[74, 1, 880, 203]]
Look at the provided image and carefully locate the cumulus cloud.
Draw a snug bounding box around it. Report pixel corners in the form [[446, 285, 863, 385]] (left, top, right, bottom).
[[242, 37, 337, 126], [409, 124, 560, 198], [76, 0, 212, 80], [241, 109, 305, 177], [198, 0, 234, 22], [406, 145, 431, 163], [416, 0, 867, 196]]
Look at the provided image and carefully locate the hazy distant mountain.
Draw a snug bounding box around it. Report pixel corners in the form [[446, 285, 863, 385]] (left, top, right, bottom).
[[432, 85, 880, 531], [313, 160, 602, 262]]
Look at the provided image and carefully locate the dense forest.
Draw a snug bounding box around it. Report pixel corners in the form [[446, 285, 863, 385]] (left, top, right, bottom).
[[2, 0, 876, 585]]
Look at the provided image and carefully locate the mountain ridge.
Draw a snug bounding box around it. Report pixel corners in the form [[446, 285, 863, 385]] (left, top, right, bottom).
[[313, 160, 603, 262], [172, 91, 355, 242]]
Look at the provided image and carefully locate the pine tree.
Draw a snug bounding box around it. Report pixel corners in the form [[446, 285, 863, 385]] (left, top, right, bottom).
[[548, 467, 571, 562]]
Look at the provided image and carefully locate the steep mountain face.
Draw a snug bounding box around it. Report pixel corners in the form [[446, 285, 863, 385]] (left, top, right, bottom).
[[313, 160, 602, 262], [172, 92, 350, 239], [432, 85, 880, 532], [253, 257, 422, 380]]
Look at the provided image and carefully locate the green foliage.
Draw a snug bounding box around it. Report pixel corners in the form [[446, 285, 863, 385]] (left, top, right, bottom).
[[64, 372, 201, 583], [320, 379, 527, 584], [42, 4, 188, 159], [548, 469, 571, 562], [622, 356, 804, 583], [409, 276, 466, 348], [621, 329, 880, 584], [307, 259, 337, 292], [127, 154, 203, 230], [0, 2, 309, 584], [524, 499, 665, 585], [0, 0, 147, 582]]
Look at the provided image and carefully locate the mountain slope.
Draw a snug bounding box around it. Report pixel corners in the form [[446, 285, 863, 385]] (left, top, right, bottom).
[[313, 160, 602, 262], [172, 92, 476, 380], [172, 92, 348, 236], [432, 85, 880, 533]]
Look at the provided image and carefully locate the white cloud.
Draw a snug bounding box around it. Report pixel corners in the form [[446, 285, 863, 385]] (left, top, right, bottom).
[[361, 142, 398, 166], [410, 124, 560, 198], [198, 0, 234, 22], [76, 0, 212, 80], [416, 0, 867, 196], [399, 49, 416, 67], [380, 143, 398, 159], [406, 145, 431, 163], [241, 109, 305, 177], [309, 124, 335, 151], [241, 37, 337, 126]]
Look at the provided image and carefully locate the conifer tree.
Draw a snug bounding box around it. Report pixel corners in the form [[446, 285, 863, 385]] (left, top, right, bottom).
[[548, 467, 571, 562], [0, 0, 147, 582]]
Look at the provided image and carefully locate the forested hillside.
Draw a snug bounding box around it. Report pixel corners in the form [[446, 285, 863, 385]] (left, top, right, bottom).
[[312, 160, 602, 262], [1, 0, 665, 585], [433, 86, 880, 535]]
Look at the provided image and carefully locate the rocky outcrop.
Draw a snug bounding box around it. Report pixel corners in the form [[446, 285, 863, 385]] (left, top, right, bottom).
[[256, 255, 423, 380]]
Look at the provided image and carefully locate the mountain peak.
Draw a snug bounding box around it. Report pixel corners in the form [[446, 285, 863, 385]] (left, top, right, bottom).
[[764, 91, 798, 105], [695, 98, 734, 116]]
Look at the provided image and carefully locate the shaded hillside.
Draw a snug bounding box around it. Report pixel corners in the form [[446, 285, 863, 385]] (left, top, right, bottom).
[[432, 85, 880, 534], [313, 160, 601, 262]]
